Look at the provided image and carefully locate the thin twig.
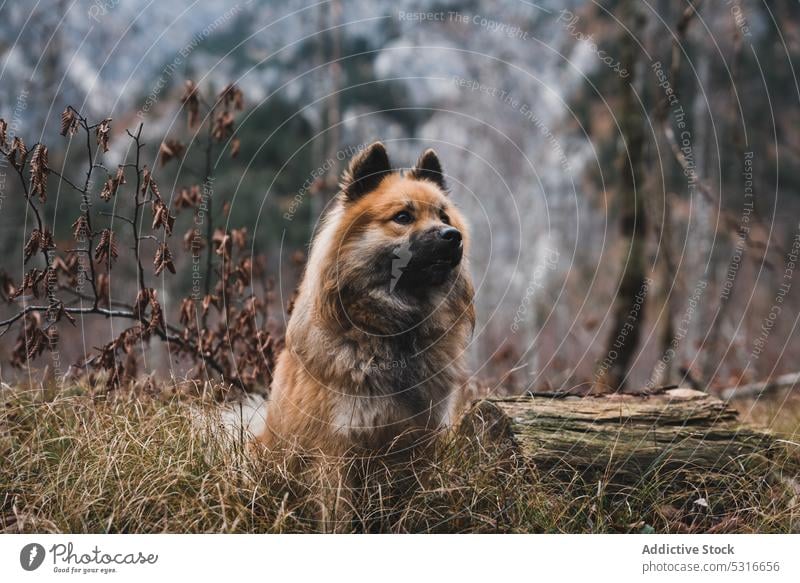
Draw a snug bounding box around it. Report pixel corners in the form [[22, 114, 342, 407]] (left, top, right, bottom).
[[203, 95, 217, 297], [77, 112, 101, 308], [48, 168, 84, 194], [128, 124, 147, 292], [98, 211, 135, 226]]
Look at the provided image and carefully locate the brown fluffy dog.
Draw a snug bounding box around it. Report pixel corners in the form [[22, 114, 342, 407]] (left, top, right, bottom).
[[258, 142, 474, 459]]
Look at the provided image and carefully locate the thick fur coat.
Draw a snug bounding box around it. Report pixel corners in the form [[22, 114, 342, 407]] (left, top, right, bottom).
[[258, 143, 474, 458]]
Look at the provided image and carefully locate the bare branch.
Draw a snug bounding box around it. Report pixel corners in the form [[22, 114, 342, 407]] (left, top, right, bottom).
[[721, 372, 800, 400]]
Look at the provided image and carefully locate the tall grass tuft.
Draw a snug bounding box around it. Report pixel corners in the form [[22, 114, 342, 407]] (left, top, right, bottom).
[[1, 384, 798, 533]]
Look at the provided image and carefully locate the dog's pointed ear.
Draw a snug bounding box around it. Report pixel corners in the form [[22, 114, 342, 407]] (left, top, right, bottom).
[[340, 142, 392, 202], [410, 148, 447, 192]]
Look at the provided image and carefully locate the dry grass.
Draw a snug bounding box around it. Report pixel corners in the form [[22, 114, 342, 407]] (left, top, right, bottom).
[[1, 383, 799, 533], [733, 389, 800, 440]]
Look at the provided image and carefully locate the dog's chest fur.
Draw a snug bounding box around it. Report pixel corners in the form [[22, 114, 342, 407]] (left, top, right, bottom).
[[293, 322, 461, 440]]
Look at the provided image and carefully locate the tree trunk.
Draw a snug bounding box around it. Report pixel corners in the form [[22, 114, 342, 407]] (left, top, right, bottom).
[[596, 0, 648, 391], [458, 388, 774, 484]]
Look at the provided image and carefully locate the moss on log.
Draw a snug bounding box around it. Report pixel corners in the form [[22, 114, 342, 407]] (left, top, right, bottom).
[[459, 388, 775, 483]]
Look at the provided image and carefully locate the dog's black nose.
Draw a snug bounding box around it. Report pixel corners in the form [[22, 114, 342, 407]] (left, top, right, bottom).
[[440, 227, 462, 244]]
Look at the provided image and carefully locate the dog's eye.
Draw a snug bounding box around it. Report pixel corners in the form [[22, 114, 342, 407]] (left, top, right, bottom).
[[440, 211, 451, 225], [392, 211, 413, 225]]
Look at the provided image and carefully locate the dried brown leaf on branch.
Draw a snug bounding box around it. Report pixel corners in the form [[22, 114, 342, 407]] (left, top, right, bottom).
[[90, 323, 147, 391], [159, 139, 186, 166], [133, 287, 164, 337], [151, 199, 175, 235], [19, 328, 47, 363], [201, 293, 221, 318], [230, 137, 240, 158], [147, 290, 164, 334], [212, 228, 231, 259], [51, 255, 77, 287], [153, 243, 175, 276], [133, 288, 154, 320], [219, 83, 244, 111], [96, 339, 117, 370], [71, 216, 90, 240], [231, 227, 247, 250], [100, 165, 126, 201], [120, 326, 144, 355], [64, 254, 81, 279], [10, 268, 45, 300], [29, 144, 49, 203], [174, 184, 202, 211], [39, 228, 54, 252], [212, 110, 235, 142], [96, 118, 112, 153], [60, 107, 79, 137], [181, 80, 200, 129], [141, 166, 162, 200], [183, 227, 204, 252], [0, 118, 8, 149], [51, 256, 70, 273], [23, 229, 42, 263], [150, 177, 162, 201], [11, 313, 48, 366], [179, 297, 197, 327], [0, 271, 18, 302], [101, 178, 115, 201], [140, 166, 153, 197], [94, 229, 119, 267], [9, 137, 28, 171]]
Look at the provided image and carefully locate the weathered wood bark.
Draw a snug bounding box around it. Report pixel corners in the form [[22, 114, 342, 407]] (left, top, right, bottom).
[[459, 388, 774, 484]]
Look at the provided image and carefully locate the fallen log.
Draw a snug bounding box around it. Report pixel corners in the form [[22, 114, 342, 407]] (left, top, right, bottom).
[[458, 388, 775, 484]]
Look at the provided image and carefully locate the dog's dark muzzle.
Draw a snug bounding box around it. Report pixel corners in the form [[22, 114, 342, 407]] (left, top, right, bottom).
[[401, 227, 463, 287]]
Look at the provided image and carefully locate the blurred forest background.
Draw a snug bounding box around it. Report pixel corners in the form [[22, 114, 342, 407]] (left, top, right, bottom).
[[0, 0, 798, 398]]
